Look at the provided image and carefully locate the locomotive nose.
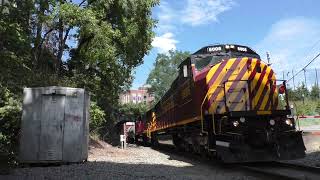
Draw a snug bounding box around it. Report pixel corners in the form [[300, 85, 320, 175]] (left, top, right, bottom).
[[205, 57, 277, 114]]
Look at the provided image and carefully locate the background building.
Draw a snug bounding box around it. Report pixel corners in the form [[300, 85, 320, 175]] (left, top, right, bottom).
[[119, 85, 154, 106]]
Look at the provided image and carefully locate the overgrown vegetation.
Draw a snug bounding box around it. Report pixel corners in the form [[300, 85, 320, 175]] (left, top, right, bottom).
[[119, 102, 149, 121], [0, 0, 158, 165], [0, 87, 21, 167], [288, 83, 320, 116]]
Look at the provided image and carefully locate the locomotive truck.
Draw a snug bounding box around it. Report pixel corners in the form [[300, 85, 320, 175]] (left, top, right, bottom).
[[135, 44, 306, 162]]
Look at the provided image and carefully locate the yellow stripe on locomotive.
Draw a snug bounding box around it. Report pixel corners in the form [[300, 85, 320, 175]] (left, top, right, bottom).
[[205, 57, 279, 114]]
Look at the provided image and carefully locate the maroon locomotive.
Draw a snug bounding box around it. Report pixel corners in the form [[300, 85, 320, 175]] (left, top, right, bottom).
[[135, 44, 305, 162]]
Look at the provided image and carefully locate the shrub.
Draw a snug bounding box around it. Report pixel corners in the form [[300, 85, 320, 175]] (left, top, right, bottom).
[[89, 102, 106, 134], [0, 86, 22, 166], [316, 101, 320, 115]]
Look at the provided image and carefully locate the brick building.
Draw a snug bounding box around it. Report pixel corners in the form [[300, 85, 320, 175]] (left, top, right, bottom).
[[119, 85, 154, 106]]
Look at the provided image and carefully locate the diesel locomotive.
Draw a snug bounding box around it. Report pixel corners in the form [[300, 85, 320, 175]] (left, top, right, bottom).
[[135, 44, 306, 162]]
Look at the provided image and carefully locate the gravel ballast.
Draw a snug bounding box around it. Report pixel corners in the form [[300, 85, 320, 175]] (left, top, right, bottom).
[[1, 134, 319, 180], [1, 140, 261, 180]]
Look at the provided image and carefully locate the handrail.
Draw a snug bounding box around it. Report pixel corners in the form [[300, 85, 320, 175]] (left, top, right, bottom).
[[200, 85, 222, 134]]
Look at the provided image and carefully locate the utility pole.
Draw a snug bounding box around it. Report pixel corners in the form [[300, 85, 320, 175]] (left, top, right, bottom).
[[266, 52, 271, 66], [292, 69, 296, 90], [316, 68, 320, 99], [303, 68, 307, 87], [316, 68, 319, 87], [283, 71, 285, 80]]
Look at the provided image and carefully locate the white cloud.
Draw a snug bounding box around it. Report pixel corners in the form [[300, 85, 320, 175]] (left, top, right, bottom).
[[152, 33, 179, 53], [181, 0, 235, 26], [255, 17, 320, 87], [155, 1, 178, 34], [153, 0, 234, 53], [256, 17, 320, 72]]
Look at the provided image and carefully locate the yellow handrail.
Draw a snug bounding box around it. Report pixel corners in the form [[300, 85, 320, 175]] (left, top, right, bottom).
[[200, 85, 223, 134]]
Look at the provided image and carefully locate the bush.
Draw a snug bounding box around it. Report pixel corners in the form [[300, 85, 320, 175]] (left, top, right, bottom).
[[292, 100, 318, 116], [316, 101, 320, 115], [89, 102, 106, 134], [0, 86, 22, 166]]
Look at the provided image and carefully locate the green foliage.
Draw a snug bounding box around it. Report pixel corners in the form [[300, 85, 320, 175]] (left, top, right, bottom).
[[315, 101, 320, 115], [119, 102, 148, 121], [310, 84, 320, 99], [294, 100, 318, 115], [0, 0, 159, 163], [89, 102, 106, 132], [287, 83, 320, 116], [288, 83, 309, 101], [65, 0, 159, 116], [0, 85, 22, 166], [146, 50, 190, 102]]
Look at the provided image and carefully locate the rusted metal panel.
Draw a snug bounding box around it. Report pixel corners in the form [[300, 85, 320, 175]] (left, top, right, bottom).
[[19, 87, 90, 163]]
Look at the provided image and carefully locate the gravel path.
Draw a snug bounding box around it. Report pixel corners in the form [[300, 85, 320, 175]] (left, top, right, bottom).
[[1, 140, 261, 180]]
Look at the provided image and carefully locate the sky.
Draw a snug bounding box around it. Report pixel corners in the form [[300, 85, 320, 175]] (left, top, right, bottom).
[[132, 0, 320, 89]]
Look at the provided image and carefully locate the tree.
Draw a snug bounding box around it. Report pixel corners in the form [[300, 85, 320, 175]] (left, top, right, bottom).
[[310, 84, 320, 99], [65, 0, 159, 114], [146, 50, 190, 102], [119, 102, 148, 121], [0, 86, 21, 166], [288, 83, 310, 101], [1, 0, 158, 119], [0, 0, 159, 164], [0, 0, 33, 93], [316, 101, 320, 115]]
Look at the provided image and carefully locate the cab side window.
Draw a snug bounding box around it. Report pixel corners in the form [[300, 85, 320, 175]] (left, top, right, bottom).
[[179, 58, 192, 79]]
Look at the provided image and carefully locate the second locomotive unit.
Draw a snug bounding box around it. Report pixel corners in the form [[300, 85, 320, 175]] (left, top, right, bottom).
[[136, 44, 305, 162]]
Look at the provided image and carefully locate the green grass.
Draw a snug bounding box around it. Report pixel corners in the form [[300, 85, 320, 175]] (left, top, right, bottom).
[[297, 118, 320, 126]]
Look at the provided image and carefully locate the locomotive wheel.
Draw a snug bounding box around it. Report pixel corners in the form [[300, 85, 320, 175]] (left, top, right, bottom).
[[151, 133, 159, 147], [199, 145, 207, 158], [173, 134, 185, 151], [142, 135, 150, 147]]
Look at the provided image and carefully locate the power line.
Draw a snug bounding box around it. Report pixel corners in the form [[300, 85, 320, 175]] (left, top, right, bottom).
[[287, 52, 320, 82]]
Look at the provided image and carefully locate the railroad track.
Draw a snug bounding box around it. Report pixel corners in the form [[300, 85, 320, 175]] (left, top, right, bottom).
[[239, 161, 320, 180], [152, 143, 320, 180]]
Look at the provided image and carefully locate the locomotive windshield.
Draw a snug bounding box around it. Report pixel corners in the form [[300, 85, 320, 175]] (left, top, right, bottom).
[[193, 44, 260, 71], [194, 55, 223, 70]]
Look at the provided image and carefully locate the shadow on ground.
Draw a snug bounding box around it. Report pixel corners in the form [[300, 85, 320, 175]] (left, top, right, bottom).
[[0, 159, 253, 180]]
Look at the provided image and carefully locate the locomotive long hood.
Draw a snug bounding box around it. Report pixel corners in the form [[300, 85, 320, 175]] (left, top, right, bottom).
[[205, 57, 279, 114]]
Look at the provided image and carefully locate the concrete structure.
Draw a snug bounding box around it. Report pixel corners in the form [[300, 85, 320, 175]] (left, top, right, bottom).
[[19, 87, 90, 163], [119, 85, 154, 106]]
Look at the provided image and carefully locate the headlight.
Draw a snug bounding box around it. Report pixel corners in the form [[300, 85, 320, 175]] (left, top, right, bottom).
[[285, 119, 293, 126], [240, 117, 245, 123], [233, 121, 239, 127], [269, 119, 275, 126]]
